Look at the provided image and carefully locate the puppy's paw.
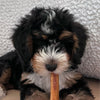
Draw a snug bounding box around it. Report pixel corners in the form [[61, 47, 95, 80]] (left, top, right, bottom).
[[63, 94, 94, 100], [25, 90, 49, 100], [0, 84, 6, 99]]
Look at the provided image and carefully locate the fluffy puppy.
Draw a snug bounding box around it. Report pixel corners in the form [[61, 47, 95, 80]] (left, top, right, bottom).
[[0, 7, 94, 100]]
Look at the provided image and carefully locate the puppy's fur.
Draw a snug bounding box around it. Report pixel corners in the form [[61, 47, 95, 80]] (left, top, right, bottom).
[[0, 7, 94, 100]]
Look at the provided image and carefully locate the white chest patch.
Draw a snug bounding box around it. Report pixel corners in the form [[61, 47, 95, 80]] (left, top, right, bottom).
[[26, 71, 82, 93]]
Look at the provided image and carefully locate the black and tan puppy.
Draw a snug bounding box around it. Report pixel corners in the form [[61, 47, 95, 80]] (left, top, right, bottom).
[[0, 7, 94, 100]]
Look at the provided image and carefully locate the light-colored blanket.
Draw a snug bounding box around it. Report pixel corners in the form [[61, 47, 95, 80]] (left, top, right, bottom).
[[0, 0, 100, 79]]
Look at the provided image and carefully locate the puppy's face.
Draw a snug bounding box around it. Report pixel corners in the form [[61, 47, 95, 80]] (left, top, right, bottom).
[[12, 8, 87, 76], [30, 31, 78, 76]]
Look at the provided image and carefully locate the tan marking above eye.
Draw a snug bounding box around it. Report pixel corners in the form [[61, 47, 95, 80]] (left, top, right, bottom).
[[33, 33, 48, 39], [59, 31, 73, 40], [42, 35, 48, 39]]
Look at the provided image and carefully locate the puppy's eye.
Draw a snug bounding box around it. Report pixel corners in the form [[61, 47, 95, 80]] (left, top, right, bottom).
[[61, 37, 74, 44]]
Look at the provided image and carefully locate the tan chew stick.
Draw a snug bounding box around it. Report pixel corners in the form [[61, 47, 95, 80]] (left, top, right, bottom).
[[50, 73, 59, 100]]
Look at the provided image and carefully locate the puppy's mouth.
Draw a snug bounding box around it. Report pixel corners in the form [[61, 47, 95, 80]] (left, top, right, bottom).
[[31, 46, 70, 76]]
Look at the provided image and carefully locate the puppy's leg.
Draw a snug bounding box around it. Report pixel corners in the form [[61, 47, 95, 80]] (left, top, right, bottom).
[[0, 51, 20, 98], [21, 83, 49, 100], [60, 79, 94, 100], [60, 90, 94, 100]]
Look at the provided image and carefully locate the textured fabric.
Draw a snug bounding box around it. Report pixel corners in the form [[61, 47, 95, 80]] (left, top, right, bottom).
[[0, 0, 100, 79]]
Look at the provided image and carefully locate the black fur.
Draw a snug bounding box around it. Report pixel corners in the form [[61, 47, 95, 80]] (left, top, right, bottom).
[[59, 78, 94, 99], [0, 7, 93, 100], [0, 50, 22, 89]]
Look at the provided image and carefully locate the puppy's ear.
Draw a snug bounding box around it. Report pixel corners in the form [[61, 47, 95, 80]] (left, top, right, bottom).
[[12, 21, 33, 66], [71, 22, 88, 65], [11, 8, 46, 67]]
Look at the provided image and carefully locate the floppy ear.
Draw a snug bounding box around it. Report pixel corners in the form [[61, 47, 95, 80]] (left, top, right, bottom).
[[12, 21, 33, 67], [71, 22, 88, 65], [11, 8, 47, 68]]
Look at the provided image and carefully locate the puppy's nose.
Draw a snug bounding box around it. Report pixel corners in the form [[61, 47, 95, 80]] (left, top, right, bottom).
[[46, 64, 57, 71]]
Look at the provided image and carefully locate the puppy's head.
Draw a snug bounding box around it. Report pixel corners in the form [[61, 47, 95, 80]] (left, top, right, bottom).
[[12, 8, 88, 76]]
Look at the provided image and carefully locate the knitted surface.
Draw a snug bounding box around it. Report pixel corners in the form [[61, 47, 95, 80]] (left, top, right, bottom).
[[0, 0, 100, 79]]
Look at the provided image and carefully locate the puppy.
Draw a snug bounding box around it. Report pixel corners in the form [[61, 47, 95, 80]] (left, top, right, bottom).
[[0, 7, 94, 100]]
